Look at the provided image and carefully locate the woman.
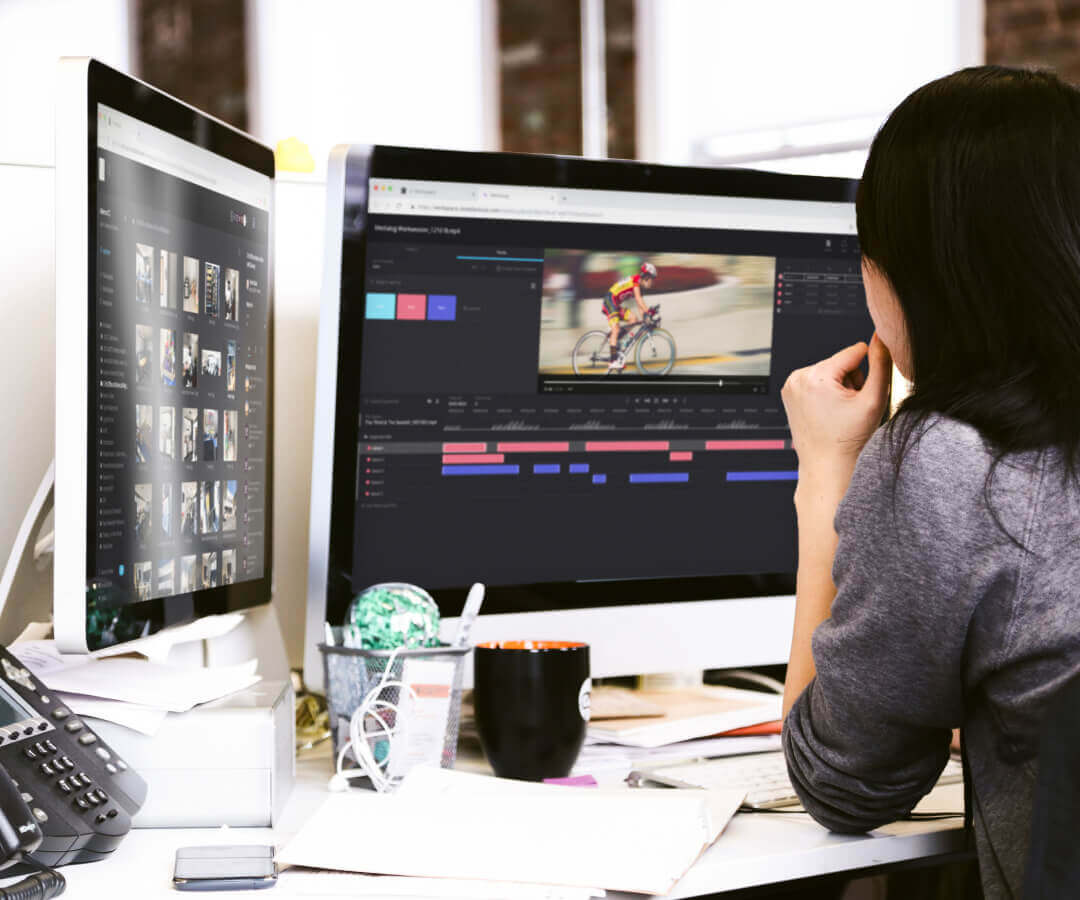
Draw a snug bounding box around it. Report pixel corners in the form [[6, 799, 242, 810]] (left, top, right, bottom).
[[780, 66, 1080, 900]]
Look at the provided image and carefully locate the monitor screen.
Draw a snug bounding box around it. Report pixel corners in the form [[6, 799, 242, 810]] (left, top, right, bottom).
[[322, 147, 871, 624], [80, 95, 272, 648]]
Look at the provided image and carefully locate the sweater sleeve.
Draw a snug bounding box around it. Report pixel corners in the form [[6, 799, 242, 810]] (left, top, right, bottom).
[[782, 419, 1025, 832]]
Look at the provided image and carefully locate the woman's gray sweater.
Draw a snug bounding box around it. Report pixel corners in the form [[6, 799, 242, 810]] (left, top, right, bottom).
[[783, 414, 1080, 899]]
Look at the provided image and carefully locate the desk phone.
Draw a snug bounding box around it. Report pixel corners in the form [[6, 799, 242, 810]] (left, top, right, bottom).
[[0, 645, 146, 867]]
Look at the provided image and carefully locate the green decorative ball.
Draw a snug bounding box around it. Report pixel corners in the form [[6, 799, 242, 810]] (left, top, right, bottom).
[[343, 582, 441, 650]]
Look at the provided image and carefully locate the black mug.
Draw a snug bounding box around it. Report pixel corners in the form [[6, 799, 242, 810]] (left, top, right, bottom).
[[473, 641, 590, 781]]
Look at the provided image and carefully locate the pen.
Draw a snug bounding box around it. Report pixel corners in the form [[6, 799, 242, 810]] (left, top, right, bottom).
[[453, 583, 485, 648]]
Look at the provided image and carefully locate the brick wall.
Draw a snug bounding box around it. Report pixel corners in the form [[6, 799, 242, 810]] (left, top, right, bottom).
[[986, 0, 1080, 82]]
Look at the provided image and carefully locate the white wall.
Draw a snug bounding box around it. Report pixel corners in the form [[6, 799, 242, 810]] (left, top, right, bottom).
[[642, 0, 984, 176], [0, 165, 56, 585], [0, 0, 129, 604], [270, 175, 326, 665], [249, 0, 496, 171], [0, 0, 130, 165], [250, 1, 496, 667]]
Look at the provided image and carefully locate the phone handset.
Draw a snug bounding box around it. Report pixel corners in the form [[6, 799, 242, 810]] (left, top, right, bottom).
[[0, 764, 65, 898]]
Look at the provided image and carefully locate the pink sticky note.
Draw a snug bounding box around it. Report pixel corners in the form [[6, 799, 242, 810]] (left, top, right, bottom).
[[543, 774, 598, 787]]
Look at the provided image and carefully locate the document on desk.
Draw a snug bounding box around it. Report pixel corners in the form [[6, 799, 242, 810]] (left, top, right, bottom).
[[574, 733, 783, 778], [277, 870, 605, 899], [28, 656, 260, 712], [276, 767, 744, 895], [587, 686, 782, 748]]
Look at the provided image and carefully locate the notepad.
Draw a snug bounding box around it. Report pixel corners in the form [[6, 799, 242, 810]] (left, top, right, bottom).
[[276, 767, 743, 895]]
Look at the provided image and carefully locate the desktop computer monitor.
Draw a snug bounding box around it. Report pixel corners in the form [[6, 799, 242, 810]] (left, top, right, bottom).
[[54, 59, 275, 652], [305, 145, 871, 691]]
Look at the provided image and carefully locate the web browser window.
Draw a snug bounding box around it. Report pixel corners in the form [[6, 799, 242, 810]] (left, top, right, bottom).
[[346, 170, 869, 591]]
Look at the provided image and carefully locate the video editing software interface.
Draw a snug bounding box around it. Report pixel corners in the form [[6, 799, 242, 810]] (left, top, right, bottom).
[[92, 104, 271, 609], [351, 176, 871, 591]]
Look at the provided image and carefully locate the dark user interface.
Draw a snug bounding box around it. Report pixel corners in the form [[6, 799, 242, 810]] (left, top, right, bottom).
[[92, 128, 270, 620], [351, 198, 870, 591]]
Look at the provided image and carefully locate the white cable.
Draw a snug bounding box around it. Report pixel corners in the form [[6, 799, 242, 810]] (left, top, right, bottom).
[[716, 668, 785, 695], [330, 648, 419, 793]]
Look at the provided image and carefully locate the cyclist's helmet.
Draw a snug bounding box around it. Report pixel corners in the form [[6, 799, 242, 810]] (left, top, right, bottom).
[[641, 262, 658, 279]]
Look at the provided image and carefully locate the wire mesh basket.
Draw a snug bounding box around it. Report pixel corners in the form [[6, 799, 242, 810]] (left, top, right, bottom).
[[319, 633, 469, 782]]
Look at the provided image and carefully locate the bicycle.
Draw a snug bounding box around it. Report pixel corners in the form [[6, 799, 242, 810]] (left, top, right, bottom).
[[571, 304, 677, 376]]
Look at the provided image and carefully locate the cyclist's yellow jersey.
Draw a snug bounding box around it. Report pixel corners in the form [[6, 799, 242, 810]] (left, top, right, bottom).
[[608, 274, 641, 306]]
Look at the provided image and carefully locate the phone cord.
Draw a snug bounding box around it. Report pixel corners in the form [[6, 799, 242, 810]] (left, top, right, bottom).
[[0, 868, 65, 900]]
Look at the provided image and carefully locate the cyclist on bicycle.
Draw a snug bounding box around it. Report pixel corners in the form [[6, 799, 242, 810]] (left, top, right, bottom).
[[604, 262, 657, 370]]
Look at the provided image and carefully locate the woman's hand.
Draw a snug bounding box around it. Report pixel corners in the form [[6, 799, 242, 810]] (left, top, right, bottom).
[[781, 334, 892, 494]]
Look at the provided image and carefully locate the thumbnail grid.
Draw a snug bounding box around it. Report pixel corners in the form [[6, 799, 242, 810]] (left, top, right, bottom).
[[130, 240, 246, 600]]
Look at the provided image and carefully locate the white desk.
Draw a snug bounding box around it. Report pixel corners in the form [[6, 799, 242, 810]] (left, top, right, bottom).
[[55, 747, 968, 899]]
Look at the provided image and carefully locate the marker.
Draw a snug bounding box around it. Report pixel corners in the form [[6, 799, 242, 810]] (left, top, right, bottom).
[[453, 583, 485, 648], [323, 622, 336, 647]]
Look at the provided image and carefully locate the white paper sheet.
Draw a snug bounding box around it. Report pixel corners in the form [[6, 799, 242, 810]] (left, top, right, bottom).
[[58, 693, 169, 736], [574, 734, 783, 777], [92, 613, 244, 663], [277, 767, 739, 895], [11, 641, 89, 676], [34, 657, 260, 712], [277, 869, 605, 899]]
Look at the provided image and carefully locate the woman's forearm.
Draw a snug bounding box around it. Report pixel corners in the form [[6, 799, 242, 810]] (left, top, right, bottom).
[[782, 466, 852, 718]]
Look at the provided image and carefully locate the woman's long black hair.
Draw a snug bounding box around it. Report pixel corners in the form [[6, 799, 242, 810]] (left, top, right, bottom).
[[858, 66, 1080, 513]]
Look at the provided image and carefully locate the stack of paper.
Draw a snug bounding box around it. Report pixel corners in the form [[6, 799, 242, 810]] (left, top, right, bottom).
[[587, 685, 782, 749], [573, 733, 782, 780], [277, 766, 744, 896], [11, 626, 260, 737]]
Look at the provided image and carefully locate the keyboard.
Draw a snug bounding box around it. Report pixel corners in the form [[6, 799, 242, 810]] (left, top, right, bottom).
[[634, 751, 964, 809]]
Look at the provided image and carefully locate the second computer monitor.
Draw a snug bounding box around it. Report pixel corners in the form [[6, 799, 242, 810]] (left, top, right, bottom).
[[306, 145, 870, 690]]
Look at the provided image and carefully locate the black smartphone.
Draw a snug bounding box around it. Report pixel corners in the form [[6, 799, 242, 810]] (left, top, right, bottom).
[[173, 845, 277, 892]]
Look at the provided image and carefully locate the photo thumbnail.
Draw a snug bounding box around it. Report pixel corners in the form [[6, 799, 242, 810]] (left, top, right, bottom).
[[179, 554, 197, 592], [135, 243, 154, 305], [222, 480, 237, 532], [223, 410, 238, 462], [180, 481, 198, 536], [135, 324, 154, 388], [226, 341, 237, 392], [200, 480, 220, 533], [204, 262, 221, 318], [156, 559, 175, 598], [201, 551, 219, 589], [160, 327, 177, 387], [183, 257, 200, 313], [135, 404, 153, 464], [182, 333, 199, 388], [537, 250, 776, 389], [159, 406, 175, 459], [134, 483, 152, 544], [221, 548, 237, 585], [203, 409, 219, 461], [160, 250, 178, 309], [161, 481, 174, 539], [134, 561, 152, 603], [224, 268, 239, 322], [182, 407, 199, 462], [201, 347, 221, 379]]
